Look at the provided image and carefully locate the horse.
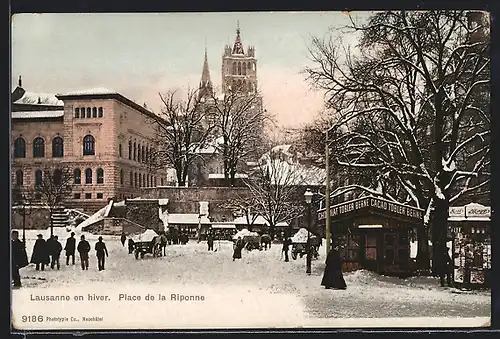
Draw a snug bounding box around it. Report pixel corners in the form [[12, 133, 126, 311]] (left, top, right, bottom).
[[152, 234, 168, 257], [260, 234, 272, 250]]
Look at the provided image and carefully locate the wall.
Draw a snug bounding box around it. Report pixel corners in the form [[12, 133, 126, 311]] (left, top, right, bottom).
[[11, 206, 51, 229], [125, 199, 163, 232]]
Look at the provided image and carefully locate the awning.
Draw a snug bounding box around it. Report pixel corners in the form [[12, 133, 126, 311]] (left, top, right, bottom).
[[358, 224, 383, 229], [167, 214, 211, 224], [211, 224, 236, 229]]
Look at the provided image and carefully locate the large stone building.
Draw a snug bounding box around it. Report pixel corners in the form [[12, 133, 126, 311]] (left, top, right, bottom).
[[11, 81, 174, 214]]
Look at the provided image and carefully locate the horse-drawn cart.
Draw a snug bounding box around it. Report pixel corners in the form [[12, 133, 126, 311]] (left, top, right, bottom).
[[290, 228, 320, 260], [131, 229, 159, 259]]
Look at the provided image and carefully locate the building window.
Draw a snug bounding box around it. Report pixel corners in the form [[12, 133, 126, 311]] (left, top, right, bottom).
[[134, 172, 138, 187], [92, 107, 97, 118], [97, 168, 104, 184], [128, 141, 132, 160], [73, 193, 81, 199], [85, 168, 92, 184], [85, 193, 92, 199], [13, 137, 26, 158], [15, 170, 23, 186], [138, 144, 141, 163], [85, 107, 91, 118], [141, 145, 145, 163], [52, 136, 64, 157], [75, 108, 80, 118], [98, 107, 103, 118], [232, 62, 236, 75], [120, 170, 124, 185], [142, 174, 145, 187], [81, 108, 85, 118], [238, 62, 242, 75], [33, 137, 45, 158], [34, 169, 43, 187], [130, 172, 133, 187], [161, 178, 164, 186], [74, 168, 81, 184], [119, 144, 123, 158], [83, 135, 95, 156], [153, 176, 156, 187], [53, 169, 62, 186], [96, 193, 103, 199], [133, 142, 137, 161]]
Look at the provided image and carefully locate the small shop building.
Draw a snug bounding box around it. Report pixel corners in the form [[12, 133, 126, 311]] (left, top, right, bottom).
[[448, 203, 491, 289], [317, 196, 424, 277]]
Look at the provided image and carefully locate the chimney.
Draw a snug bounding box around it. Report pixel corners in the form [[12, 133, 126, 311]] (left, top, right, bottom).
[[18, 75, 22, 88]]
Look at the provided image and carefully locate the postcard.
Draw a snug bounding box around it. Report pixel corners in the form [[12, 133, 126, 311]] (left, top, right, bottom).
[[11, 11, 491, 330]]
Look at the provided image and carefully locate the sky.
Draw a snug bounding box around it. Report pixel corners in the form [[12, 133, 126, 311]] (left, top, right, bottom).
[[11, 12, 368, 129]]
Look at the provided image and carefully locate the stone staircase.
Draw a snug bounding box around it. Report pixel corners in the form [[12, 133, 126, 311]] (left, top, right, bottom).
[[50, 206, 69, 229]]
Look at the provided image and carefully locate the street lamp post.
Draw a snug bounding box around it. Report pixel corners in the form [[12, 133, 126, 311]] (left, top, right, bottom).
[[304, 188, 313, 275], [325, 128, 331, 255], [18, 193, 32, 246]]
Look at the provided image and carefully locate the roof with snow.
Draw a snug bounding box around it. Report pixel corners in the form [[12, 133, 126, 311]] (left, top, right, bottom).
[[233, 215, 289, 226], [13, 91, 64, 106], [208, 173, 248, 179], [12, 110, 65, 119], [255, 158, 326, 186], [57, 88, 119, 96], [76, 202, 111, 231], [167, 213, 211, 225]]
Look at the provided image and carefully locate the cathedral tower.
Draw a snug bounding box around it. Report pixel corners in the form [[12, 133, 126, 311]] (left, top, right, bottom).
[[198, 46, 214, 101], [221, 22, 258, 95]]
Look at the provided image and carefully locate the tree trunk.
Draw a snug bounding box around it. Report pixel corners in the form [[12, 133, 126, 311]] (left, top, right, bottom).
[[50, 209, 54, 237], [416, 225, 430, 270], [432, 198, 449, 275]]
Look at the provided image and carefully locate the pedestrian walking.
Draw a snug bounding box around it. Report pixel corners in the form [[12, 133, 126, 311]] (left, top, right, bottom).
[[64, 232, 76, 265], [207, 232, 214, 251], [120, 232, 126, 247], [321, 246, 347, 290], [50, 236, 63, 270], [30, 234, 50, 271], [128, 238, 135, 254], [77, 235, 91, 270], [233, 237, 244, 261], [282, 237, 290, 262], [46, 235, 56, 267], [11, 230, 28, 288], [95, 236, 109, 271], [440, 246, 454, 287]]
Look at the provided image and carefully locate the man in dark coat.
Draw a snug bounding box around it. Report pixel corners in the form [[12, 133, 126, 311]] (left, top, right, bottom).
[[439, 246, 454, 287], [120, 232, 126, 247], [321, 246, 347, 290], [64, 232, 76, 265], [12, 230, 28, 288], [95, 236, 109, 271], [207, 232, 214, 251], [77, 235, 91, 270], [31, 234, 50, 271], [50, 236, 63, 270], [46, 235, 56, 266], [233, 237, 243, 261], [128, 238, 135, 254], [282, 237, 290, 262]]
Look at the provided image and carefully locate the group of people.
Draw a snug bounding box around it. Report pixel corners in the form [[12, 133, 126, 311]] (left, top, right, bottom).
[[11, 231, 110, 288]]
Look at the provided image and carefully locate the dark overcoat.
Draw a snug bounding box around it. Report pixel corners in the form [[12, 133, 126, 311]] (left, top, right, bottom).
[[321, 249, 347, 289], [233, 240, 243, 259], [30, 239, 50, 265], [12, 239, 28, 268]]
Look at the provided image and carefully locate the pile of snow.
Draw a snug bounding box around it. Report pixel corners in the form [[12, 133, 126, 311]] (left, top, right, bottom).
[[233, 229, 259, 240], [290, 228, 317, 243], [131, 229, 158, 242], [75, 204, 109, 231]]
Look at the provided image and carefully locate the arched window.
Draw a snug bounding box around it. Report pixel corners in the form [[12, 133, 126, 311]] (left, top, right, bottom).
[[128, 141, 132, 160], [75, 108, 80, 118], [238, 62, 241, 75], [130, 172, 133, 187], [141, 145, 145, 163], [242, 62, 247, 75], [119, 144, 123, 158], [138, 144, 142, 162], [153, 176, 157, 187], [98, 107, 103, 118], [97, 168, 104, 184], [85, 168, 92, 184], [92, 107, 97, 118], [33, 137, 45, 158], [53, 169, 62, 186], [252, 62, 256, 71], [134, 172, 138, 187], [34, 169, 43, 187], [52, 136, 64, 157], [83, 135, 95, 156], [86, 107, 91, 118], [133, 142, 137, 161], [74, 168, 81, 184], [142, 174, 145, 187], [15, 170, 23, 186], [232, 62, 236, 75], [13, 137, 26, 158], [80, 108, 85, 118], [242, 80, 247, 92], [247, 62, 251, 72], [120, 170, 124, 185]]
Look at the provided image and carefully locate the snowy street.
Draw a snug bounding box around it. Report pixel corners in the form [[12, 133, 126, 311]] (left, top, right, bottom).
[[12, 228, 490, 329]]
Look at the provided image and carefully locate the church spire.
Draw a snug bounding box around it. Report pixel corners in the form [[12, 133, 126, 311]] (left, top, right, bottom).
[[232, 21, 244, 55], [198, 46, 213, 100]]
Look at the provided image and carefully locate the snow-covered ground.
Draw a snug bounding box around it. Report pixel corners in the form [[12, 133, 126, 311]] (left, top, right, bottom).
[[12, 228, 490, 329]]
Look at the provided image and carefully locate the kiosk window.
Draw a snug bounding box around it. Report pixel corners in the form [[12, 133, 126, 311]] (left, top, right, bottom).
[[365, 233, 377, 260]]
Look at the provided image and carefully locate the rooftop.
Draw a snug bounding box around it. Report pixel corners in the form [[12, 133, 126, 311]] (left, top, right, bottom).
[[12, 110, 65, 119], [13, 91, 64, 107]]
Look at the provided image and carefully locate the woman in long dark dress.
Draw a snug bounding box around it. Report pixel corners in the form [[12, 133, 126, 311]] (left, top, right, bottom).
[[321, 246, 347, 290], [233, 237, 243, 261]]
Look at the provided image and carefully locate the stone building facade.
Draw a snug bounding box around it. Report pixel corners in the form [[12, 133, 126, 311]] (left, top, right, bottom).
[[11, 83, 173, 214]]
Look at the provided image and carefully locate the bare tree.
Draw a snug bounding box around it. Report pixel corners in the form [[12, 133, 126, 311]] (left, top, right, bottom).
[[219, 195, 260, 231], [209, 83, 270, 186], [33, 167, 73, 237], [304, 10, 490, 270], [149, 89, 215, 187]]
